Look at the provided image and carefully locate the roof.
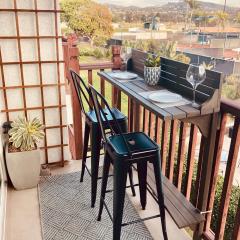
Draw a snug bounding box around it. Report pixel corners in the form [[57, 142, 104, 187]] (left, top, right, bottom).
[[177, 43, 210, 51], [198, 27, 240, 34]]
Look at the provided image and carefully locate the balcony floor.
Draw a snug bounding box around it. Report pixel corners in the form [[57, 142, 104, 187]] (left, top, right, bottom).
[[5, 160, 191, 240]]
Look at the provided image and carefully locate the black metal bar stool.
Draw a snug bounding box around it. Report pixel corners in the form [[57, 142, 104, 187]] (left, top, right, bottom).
[[90, 85, 168, 240], [70, 70, 136, 208]]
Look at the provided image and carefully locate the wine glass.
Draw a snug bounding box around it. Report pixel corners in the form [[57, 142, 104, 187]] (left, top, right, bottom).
[[186, 63, 206, 107], [120, 46, 132, 70]]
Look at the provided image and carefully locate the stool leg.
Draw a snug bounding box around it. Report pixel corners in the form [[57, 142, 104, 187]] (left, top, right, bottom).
[[152, 157, 168, 240], [128, 166, 136, 197], [137, 161, 148, 210], [80, 122, 90, 182], [91, 125, 102, 208], [113, 161, 128, 240], [119, 120, 136, 198], [97, 151, 111, 221]]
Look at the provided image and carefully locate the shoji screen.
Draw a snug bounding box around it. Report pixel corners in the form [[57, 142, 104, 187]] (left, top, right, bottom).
[[0, 0, 69, 165]]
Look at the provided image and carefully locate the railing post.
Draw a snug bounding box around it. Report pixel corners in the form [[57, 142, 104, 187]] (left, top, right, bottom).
[[63, 40, 83, 160], [193, 113, 219, 239], [111, 45, 122, 108], [112, 45, 122, 70]]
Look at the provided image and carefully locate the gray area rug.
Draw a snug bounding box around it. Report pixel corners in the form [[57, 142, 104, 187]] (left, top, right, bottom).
[[38, 170, 153, 240]]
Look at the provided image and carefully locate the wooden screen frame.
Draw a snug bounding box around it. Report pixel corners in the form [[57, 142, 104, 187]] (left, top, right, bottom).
[[0, 0, 66, 166]]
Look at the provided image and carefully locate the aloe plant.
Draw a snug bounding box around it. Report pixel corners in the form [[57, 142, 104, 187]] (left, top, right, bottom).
[[8, 117, 45, 152], [145, 53, 161, 67]]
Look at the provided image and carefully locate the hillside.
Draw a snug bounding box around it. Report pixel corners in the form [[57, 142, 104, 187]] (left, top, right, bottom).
[[107, 1, 240, 14]]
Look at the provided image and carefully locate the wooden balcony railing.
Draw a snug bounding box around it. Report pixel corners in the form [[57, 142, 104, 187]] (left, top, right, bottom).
[[63, 42, 240, 240]]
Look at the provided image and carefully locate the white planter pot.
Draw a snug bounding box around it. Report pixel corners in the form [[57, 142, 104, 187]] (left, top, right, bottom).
[[6, 145, 40, 190], [144, 66, 161, 86]]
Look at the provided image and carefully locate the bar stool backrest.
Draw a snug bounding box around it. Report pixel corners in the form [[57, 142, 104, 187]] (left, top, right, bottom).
[[90, 85, 132, 156], [70, 70, 93, 116]]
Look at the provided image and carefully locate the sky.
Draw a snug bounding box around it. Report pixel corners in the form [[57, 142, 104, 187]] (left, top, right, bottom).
[[200, 0, 238, 7], [98, 0, 239, 8]]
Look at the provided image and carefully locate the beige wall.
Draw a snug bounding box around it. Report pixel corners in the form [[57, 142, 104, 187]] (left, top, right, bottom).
[[210, 38, 240, 49]]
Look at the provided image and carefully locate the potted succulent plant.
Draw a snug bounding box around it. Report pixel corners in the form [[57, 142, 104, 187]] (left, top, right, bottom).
[[144, 53, 161, 86], [6, 117, 45, 190]]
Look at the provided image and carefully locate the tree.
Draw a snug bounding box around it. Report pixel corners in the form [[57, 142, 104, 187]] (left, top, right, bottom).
[[215, 11, 229, 31], [158, 41, 190, 64], [193, 10, 210, 29], [236, 12, 240, 24], [184, 0, 199, 47], [60, 0, 113, 46], [184, 0, 199, 30]]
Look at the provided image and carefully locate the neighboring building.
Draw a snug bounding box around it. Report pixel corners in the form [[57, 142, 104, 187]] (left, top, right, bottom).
[[178, 50, 240, 77], [112, 23, 120, 29], [197, 27, 240, 45], [113, 31, 167, 40], [128, 27, 141, 32]]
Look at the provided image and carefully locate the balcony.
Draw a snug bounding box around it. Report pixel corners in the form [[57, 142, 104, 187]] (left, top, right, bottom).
[[0, 2, 240, 240]]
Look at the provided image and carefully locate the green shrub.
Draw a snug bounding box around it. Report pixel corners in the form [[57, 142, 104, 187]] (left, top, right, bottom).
[[93, 48, 104, 59], [211, 176, 240, 240], [79, 47, 95, 57], [78, 46, 112, 60], [105, 48, 112, 59], [222, 74, 240, 100], [173, 155, 240, 239]]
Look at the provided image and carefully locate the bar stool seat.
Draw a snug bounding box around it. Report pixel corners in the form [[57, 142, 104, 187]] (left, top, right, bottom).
[[108, 132, 158, 157], [86, 108, 126, 124]]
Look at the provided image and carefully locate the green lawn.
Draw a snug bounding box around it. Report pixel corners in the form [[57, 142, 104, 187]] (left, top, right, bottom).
[[79, 69, 129, 117], [79, 56, 110, 64]]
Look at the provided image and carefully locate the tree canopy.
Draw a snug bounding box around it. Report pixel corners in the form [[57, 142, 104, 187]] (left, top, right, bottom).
[[60, 0, 113, 46], [236, 12, 240, 24], [215, 11, 229, 30]]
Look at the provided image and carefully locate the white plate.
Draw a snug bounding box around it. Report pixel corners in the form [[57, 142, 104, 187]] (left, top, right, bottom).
[[111, 72, 138, 80], [149, 92, 183, 103]]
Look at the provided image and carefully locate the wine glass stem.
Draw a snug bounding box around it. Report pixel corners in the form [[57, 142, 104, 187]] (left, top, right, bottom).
[[193, 87, 196, 105], [192, 84, 199, 107]]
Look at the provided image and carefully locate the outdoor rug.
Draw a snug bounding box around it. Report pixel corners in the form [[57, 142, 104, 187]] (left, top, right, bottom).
[[38, 169, 153, 240]]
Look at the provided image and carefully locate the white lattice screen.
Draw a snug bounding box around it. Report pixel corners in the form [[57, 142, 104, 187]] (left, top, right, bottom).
[[0, 0, 70, 165]]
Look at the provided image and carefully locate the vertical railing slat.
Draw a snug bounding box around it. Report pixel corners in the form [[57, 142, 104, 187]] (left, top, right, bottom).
[[155, 116, 162, 144], [116, 89, 121, 111], [176, 122, 188, 190], [193, 135, 205, 206], [88, 69, 92, 85], [100, 69, 105, 108], [142, 108, 146, 132], [167, 120, 178, 182], [148, 112, 154, 137], [161, 120, 170, 175], [128, 98, 134, 132], [215, 117, 240, 240], [184, 124, 198, 200], [133, 101, 140, 131], [232, 197, 240, 240], [144, 109, 150, 134]]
